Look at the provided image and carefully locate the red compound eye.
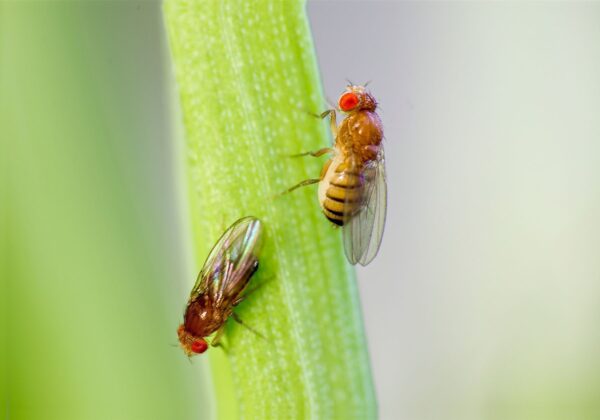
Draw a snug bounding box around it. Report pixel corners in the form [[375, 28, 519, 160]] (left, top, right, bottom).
[[339, 92, 359, 111], [191, 340, 208, 354]]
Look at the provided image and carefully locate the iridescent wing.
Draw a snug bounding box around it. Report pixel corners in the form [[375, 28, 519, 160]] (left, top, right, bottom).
[[343, 152, 387, 266], [189, 217, 263, 307]]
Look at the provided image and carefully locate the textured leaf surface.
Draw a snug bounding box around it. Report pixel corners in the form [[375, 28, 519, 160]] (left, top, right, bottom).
[[164, 0, 376, 418]]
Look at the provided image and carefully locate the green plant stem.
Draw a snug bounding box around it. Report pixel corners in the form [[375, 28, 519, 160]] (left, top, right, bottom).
[[164, 0, 376, 418]]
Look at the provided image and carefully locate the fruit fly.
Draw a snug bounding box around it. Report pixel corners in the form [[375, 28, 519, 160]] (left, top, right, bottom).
[[177, 216, 263, 356], [286, 84, 387, 266]]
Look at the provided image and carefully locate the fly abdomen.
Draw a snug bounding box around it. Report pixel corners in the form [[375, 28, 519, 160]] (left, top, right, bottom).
[[321, 163, 364, 226], [323, 205, 345, 226]]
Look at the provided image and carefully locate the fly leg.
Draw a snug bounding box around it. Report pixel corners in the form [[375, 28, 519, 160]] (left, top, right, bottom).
[[210, 325, 228, 351], [291, 109, 337, 159], [278, 154, 334, 198], [233, 275, 275, 306], [290, 147, 334, 158], [232, 312, 265, 340], [278, 178, 320, 196], [308, 107, 338, 137], [319, 109, 338, 139]]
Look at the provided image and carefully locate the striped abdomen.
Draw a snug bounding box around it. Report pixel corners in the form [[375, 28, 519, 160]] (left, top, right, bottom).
[[318, 154, 363, 226]]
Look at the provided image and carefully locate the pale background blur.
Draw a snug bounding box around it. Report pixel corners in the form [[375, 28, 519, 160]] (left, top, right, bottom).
[[4, 1, 600, 420], [309, 2, 600, 420]]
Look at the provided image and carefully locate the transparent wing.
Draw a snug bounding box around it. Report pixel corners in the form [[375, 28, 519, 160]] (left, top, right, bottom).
[[189, 217, 263, 307], [343, 153, 387, 266]]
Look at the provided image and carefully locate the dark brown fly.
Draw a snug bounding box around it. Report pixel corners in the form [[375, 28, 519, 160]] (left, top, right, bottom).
[[177, 217, 263, 356], [286, 84, 387, 266]]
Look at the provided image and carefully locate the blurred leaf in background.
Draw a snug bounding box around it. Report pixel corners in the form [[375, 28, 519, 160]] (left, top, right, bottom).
[[1, 2, 210, 419]]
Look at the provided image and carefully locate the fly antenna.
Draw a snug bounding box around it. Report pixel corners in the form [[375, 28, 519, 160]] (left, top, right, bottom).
[[346, 78, 354, 87]]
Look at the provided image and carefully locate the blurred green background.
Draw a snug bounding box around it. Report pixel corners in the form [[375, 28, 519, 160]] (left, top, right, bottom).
[[2, 2, 210, 419]]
